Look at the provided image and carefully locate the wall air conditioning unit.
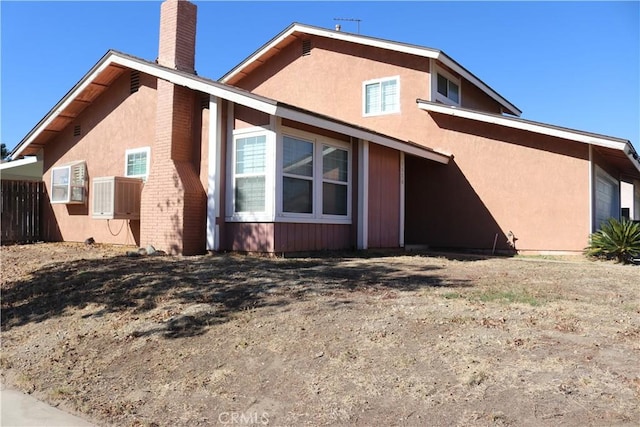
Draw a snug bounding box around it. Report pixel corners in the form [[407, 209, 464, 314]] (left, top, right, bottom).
[[92, 176, 143, 220], [50, 160, 87, 204]]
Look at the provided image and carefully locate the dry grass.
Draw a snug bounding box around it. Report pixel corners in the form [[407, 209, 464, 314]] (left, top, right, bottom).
[[1, 243, 639, 426]]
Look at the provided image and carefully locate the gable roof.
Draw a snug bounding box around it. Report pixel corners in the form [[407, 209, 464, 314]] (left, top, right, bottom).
[[417, 99, 640, 179], [9, 50, 450, 165], [219, 23, 522, 117]]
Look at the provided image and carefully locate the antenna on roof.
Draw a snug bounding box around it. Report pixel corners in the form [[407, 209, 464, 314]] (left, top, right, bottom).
[[333, 18, 361, 34]]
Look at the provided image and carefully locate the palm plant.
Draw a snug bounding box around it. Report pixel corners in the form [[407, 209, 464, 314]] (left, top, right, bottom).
[[585, 218, 640, 264]]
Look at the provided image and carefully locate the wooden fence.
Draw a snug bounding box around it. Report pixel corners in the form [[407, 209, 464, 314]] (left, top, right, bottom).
[[1, 180, 43, 244]]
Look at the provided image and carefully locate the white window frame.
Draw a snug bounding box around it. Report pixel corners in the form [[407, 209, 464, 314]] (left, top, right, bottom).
[[277, 127, 352, 224], [362, 76, 400, 117], [50, 161, 87, 204], [432, 66, 461, 106], [124, 147, 151, 180], [226, 126, 276, 222]]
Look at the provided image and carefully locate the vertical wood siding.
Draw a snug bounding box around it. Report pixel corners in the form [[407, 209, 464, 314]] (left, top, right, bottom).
[[274, 222, 352, 252], [368, 144, 400, 248], [1, 180, 43, 244], [225, 222, 275, 252]]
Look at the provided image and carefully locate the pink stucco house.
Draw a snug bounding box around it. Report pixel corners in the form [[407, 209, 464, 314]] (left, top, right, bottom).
[[9, 0, 640, 255]]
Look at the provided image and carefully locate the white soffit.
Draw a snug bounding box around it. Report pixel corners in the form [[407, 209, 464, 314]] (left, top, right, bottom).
[[0, 156, 38, 170]]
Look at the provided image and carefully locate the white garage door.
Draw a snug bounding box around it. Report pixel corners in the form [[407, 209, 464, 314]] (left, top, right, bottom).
[[594, 166, 620, 230]]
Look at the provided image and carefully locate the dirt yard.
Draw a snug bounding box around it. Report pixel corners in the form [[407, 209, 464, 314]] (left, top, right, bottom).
[[1, 242, 639, 426]]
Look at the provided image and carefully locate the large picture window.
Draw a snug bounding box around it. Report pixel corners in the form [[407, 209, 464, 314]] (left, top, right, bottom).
[[322, 145, 348, 215], [283, 136, 314, 213], [227, 127, 350, 224], [280, 129, 351, 221], [363, 76, 399, 116]]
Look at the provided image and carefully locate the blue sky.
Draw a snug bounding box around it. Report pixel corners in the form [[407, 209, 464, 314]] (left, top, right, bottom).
[[1, 1, 639, 153]]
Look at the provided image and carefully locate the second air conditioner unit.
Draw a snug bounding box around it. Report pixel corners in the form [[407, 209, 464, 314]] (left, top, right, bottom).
[[92, 176, 143, 220]]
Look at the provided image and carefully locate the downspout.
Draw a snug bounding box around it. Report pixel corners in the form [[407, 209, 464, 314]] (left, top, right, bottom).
[[399, 151, 405, 248], [358, 139, 369, 249], [206, 95, 222, 251], [588, 144, 593, 233]]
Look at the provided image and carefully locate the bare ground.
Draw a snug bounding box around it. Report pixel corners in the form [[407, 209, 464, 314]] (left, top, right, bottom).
[[1, 242, 639, 426]]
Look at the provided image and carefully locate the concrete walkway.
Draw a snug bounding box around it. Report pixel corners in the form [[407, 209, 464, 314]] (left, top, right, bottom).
[[1, 387, 94, 427]]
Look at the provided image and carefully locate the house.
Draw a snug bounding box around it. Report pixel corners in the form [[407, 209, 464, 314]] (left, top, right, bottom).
[[8, 0, 640, 255]]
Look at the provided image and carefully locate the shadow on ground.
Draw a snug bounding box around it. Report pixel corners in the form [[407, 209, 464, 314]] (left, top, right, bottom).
[[1, 252, 473, 338]]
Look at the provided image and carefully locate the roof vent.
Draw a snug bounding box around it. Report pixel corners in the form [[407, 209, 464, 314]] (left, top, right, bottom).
[[130, 71, 140, 94], [302, 39, 312, 56], [73, 125, 81, 137]]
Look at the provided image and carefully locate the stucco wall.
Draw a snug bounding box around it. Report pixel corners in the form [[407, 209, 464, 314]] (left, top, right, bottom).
[[406, 116, 591, 252], [235, 36, 504, 143], [42, 71, 157, 245], [233, 37, 596, 252]]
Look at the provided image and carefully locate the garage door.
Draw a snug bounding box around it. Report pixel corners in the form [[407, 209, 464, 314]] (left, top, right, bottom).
[[594, 166, 620, 229]]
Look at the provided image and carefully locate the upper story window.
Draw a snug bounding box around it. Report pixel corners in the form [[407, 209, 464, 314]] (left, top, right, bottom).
[[433, 67, 461, 106], [363, 76, 400, 116], [125, 147, 150, 180]]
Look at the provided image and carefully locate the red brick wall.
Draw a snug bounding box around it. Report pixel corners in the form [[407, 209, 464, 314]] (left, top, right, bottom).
[[140, 82, 206, 255], [140, 0, 206, 255]]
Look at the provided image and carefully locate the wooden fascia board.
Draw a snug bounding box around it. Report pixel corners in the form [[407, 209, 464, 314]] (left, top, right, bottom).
[[417, 100, 640, 174], [110, 55, 279, 115], [436, 54, 522, 117], [11, 57, 115, 159]]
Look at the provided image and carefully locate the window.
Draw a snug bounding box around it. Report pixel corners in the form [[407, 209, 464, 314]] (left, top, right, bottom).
[[363, 76, 399, 116], [50, 161, 87, 204], [283, 136, 314, 213], [322, 145, 348, 215], [125, 147, 150, 180], [234, 134, 267, 213], [226, 127, 349, 224], [434, 68, 461, 106], [280, 128, 351, 221]]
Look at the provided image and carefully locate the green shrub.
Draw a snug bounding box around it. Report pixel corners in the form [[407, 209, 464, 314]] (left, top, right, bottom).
[[585, 218, 640, 264]]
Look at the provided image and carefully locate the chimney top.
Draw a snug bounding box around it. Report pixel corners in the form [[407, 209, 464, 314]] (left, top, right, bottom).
[[158, 0, 197, 73]]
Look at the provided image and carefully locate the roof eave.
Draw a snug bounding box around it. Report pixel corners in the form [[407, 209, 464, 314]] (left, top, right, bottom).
[[417, 99, 640, 175], [11, 49, 449, 166], [10, 50, 118, 160]]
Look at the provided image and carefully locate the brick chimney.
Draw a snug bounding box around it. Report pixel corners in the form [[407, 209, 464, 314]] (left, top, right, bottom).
[[141, 0, 206, 255], [158, 0, 196, 72]]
